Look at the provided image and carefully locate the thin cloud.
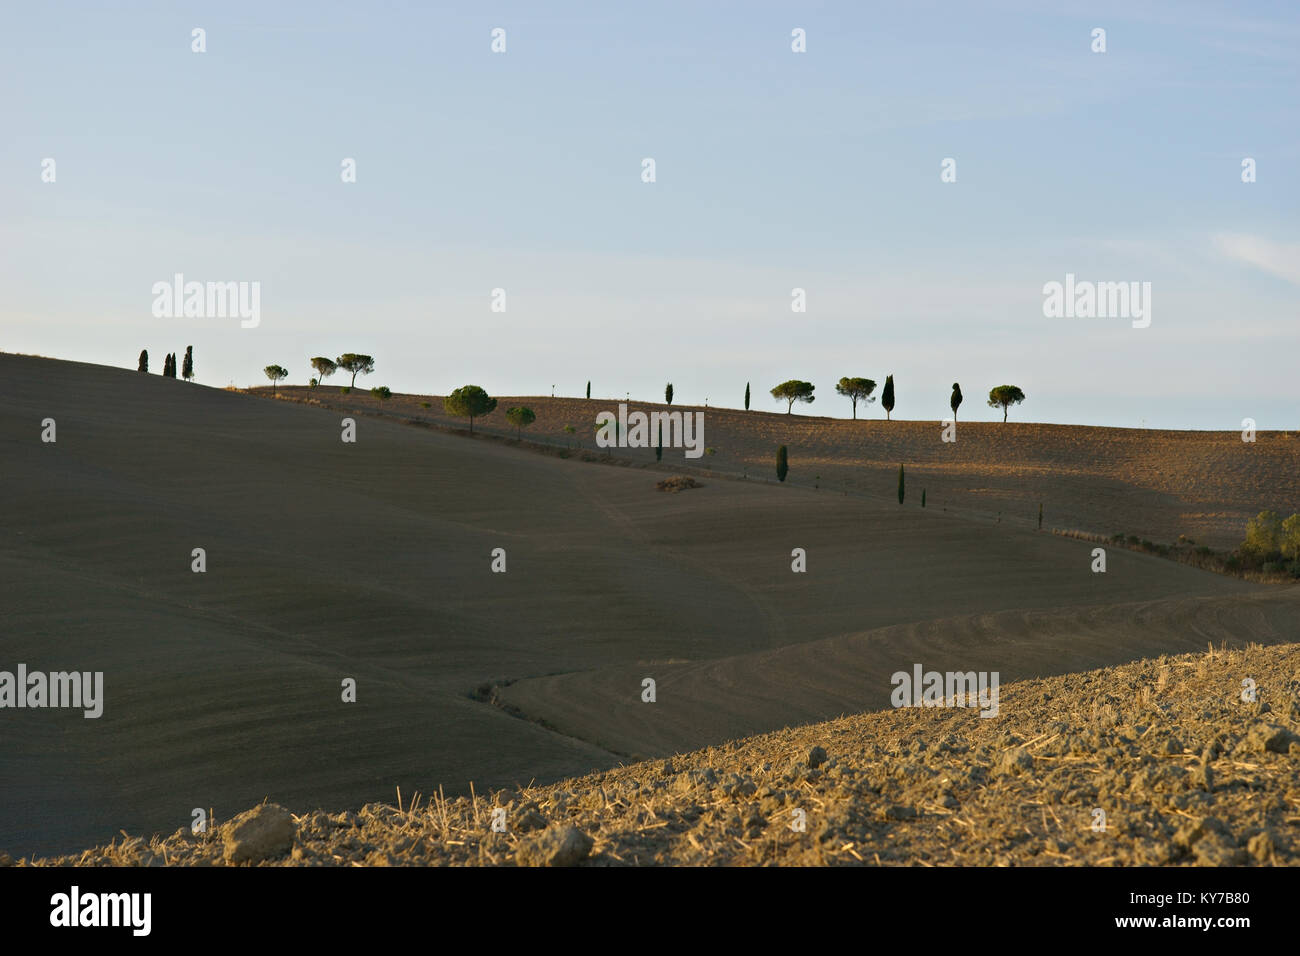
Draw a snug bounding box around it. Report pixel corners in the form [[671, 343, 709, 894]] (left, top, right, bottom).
[[1214, 233, 1300, 286]]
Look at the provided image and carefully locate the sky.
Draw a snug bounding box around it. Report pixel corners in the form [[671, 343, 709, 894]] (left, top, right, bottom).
[[2, 0, 1297, 429]]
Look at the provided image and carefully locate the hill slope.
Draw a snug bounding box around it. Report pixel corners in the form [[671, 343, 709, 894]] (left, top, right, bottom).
[[269, 385, 1300, 550], [1, 354, 1294, 859], [18, 642, 1300, 867]]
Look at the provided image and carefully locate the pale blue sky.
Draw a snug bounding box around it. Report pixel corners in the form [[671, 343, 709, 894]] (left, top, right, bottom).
[[2, 0, 1297, 427]]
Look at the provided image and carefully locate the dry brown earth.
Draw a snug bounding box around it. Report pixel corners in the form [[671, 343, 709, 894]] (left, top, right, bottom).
[[20, 642, 1299, 866], [270, 385, 1300, 550], [2, 354, 1296, 863]]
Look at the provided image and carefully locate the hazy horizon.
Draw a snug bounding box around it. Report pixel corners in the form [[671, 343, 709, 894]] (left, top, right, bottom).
[[3, 0, 1297, 430]]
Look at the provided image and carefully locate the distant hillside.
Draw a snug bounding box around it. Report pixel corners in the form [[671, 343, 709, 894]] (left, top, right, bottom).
[[261, 384, 1300, 550]]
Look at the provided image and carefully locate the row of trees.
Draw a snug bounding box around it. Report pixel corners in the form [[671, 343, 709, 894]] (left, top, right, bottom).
[[441, 384, 535, 438], [137, 347, 194, 381], [594, 379, 1026, 421], [309, 354, 374, 388], [770, 378, 1026, 421], [265, 362, 392, 401], [255, 368, 530, 437], [260, 353, 376, 398], [1243, 511, 1300, 563]]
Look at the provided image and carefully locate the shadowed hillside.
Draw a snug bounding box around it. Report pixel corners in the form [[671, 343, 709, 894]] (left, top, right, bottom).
[[1, 354, 1295, 859]]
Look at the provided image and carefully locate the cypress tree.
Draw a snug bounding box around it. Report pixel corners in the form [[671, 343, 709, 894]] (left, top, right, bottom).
[[586, 381, 591, 399], [138, 349, 149, 373], [922, 488, 926, 508], [665, 383, 673, 405], [1038, 502, 1043, 530], [897, 464, 905, 504], [882, 374, 895, 421], [744, 382, 750, 410], [655, 422, 663, 461], [776, 445, 789, 482], [182, 346, 193, 381]]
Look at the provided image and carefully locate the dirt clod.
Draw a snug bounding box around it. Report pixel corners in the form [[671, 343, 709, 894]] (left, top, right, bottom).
[[515, 826, 594, 867]]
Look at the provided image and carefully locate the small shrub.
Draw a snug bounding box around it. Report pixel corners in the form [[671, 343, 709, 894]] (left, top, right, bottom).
[[656, 476, 701, 493], [420, 401, 431, 409], [340, 386, 351, 394], [371, 386, 392, 401], [1262, 561, 1282, 574]]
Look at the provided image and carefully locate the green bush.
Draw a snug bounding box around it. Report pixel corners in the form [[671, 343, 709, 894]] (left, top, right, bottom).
[[1243, 510, 1283, 557], [505, 405, 536, 437], [1262, 561, 1282, 574], [1283, 514, 1300, 559]]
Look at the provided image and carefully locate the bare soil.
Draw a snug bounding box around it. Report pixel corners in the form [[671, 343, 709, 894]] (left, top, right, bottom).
[[18, 642, 1299, 866]]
